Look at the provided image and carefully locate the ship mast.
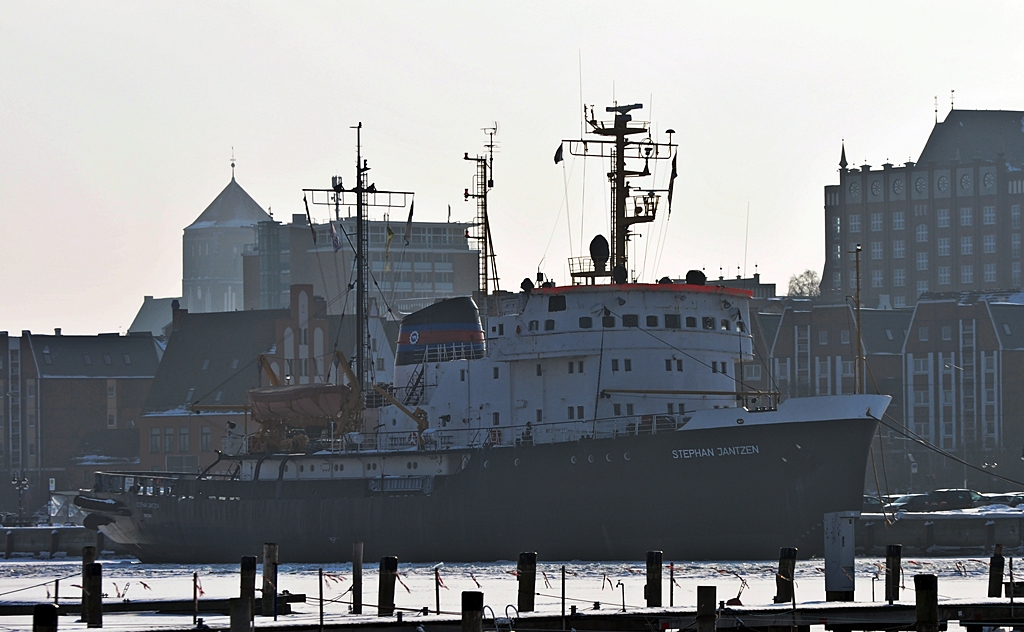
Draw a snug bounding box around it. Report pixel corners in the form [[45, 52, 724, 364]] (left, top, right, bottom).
[[560, 103, 675, 283], [465, 125, 500, 296], [304, 125, 413, 399]]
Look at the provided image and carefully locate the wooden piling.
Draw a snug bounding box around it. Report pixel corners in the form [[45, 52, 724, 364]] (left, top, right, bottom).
[[49, 529, 59, 560], [352, 541, 363, 615], [240, 555, 257, 619], [84, 561, 102, 628], [646, 551, 663, 607], [696, 585, 716, 632], [229, 597, 249, 632], [462, 591, 484, 632], [261, 543, 278, 618], [436, 567, 442, 615], [32, 603, 58, 632], [914, 574, 938, 632], [378, 556, 398, 617], [4, 530, 13, 559], [774, 547, 797, 604], [989, 544, 1005, 599], [319, 567, 324, 632], [81, 546, 96, 623], [192, 571, 198, 625], [518, 551, 538, 612], [885, 544, 902, 604]]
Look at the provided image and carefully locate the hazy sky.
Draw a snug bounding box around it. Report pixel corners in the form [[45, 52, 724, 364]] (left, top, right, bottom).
[[3, 2, 1024, 335]]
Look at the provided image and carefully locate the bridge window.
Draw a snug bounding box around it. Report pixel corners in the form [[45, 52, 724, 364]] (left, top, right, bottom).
[[528, 320, 539, 331], [579, 316, 593, 329], [602, 315, 616, 328], [686, 317, 697, 328], [622, 314, 639, 327], [665, 314, 681, 329], [702, 317, 715, 330], [646, 315, 659, 327], [544, 319, 555, 331], [548, 295, 566, 312]]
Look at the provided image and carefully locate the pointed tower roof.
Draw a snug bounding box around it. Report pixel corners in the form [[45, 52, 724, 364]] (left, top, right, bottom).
[[186, 177, 272, 230], [839, 141, 848, 170], [918, 109, 1024, 167]]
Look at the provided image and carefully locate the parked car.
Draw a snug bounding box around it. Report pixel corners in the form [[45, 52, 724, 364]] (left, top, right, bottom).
[[928, 489, 982, 510], [862, 495, 885, 513], [883, 493, 931, 512], [976, 492, 1024, 508]]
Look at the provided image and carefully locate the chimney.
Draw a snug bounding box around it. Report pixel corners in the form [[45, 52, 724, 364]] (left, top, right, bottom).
[[171, 299, 184, 332], [54, 328, 61, 336]]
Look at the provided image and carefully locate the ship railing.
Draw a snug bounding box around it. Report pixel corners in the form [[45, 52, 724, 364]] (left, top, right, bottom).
[[92, 472, 186, 496]]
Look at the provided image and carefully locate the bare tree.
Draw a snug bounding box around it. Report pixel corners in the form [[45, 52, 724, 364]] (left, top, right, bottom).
[[787, 269, 821, 297]]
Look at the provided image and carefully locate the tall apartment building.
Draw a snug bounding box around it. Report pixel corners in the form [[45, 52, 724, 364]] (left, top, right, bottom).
[[182, 176, 271, 313], [822, 110, 1024, 308], [242, 214, 479, 315]]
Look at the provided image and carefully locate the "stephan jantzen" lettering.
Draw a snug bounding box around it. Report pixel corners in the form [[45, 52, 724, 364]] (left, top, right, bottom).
[[671, 445, 760, 459]]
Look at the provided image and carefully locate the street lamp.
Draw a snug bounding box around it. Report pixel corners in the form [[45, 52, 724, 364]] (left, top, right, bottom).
[[10, 473, 29, 526]]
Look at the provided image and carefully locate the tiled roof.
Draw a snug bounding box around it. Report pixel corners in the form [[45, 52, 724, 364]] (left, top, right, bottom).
[[919, 110, 1024, 167], [185, 177, 271, 230], [143, 309, 286, 413], [27, 333, 161, 379]]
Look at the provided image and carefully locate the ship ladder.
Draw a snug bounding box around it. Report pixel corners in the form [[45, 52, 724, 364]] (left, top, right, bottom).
[[485, 604, 519, 632], [403, 365, 425, 406]]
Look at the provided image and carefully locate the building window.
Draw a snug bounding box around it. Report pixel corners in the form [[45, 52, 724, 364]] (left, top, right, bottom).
[[743, 365, 762, 381], [849, 215, 861, 233], [107, 385, 115, 398], [103, 353, 112, 365], [893, 212, 905, 230], [961, 265, 974, 284], [917, 280, 928, 297], [832, 216, 841, 238], [178, 427, 189, 453], [871, 213, 882, 232], [1014, 234, 1021, 259], [871, 269, 883, 288], [960, 207, 973, 226], [893, 269, 905, 287], [984, 234, 996, 254], [916, 224, 928, 242], [919, 327, 929, 342], [937, 208, 949, 228], [849, 269, 857, 288], [938, 266, 951, 285], [83, 354, 92, 365], [840, 330, 850, 344], [149, 428, 161, 454], [833, 272, 841, 289], [1013, 205, 1021, 230], [893, 240, 905, 259], [106, 413, 115, 429], [893, 296, 906, 308], [200, 426, 211, 452], [938, 237, 950, 257], [818, 331, 828, 345], [984, 206, 996, 225], [164, 427, 174, 453], [871, 241, 883, 260], [961, 236, 973, 255], [985, 263, 997, 283], [914, 390, 928, 405], [913, 358, 928, 373], [1015, 261, 1022, 287], [916, 252, 928, 271]]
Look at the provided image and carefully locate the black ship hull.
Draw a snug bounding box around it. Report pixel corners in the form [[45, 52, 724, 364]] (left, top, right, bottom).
[[89, 414, 878, 563]]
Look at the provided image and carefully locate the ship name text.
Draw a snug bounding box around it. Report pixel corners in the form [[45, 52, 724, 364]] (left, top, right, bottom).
[[672, 445, 760, 459]]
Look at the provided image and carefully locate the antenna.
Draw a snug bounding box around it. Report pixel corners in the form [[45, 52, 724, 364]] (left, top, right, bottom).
[[950, 89, 955, 111], [743, 202, 750, 278], [230, 147, 236, 179], [934, 96, 938, 123]]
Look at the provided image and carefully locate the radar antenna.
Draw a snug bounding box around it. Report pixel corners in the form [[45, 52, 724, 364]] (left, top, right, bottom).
[[464, 125, 500, 297]]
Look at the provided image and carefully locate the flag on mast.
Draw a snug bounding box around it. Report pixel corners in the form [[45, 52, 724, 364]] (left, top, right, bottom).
[[403, 200, 415, 245], [667, 152, 678, 216], [553, 144, 564, 164], [329, 222, 342, 252], [384, 226, 395, 272]]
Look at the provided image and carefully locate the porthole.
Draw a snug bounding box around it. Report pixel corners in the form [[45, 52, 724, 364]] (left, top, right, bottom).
[[299, 465, 304, 472], [570, 456, 577, 464], [413, 462, 418, 469], [736, 418, 745, 425], [623, 452, 630, 461], [605, 454, 612, 462], [407, 462, 412, 470], [339, 463, 344, 472], [514, 458, 520, 467], [483, 460, 489, 469], [365, 463, 371, 471], [587, 455, 594, 463]]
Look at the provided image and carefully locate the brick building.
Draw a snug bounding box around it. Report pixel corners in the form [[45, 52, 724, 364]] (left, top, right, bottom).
[[822, 110, 1024, 308], [0, 330, 161, 514]]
